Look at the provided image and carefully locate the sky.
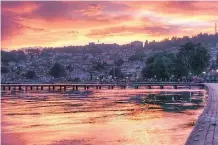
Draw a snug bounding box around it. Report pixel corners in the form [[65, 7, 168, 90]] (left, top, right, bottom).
[[1, 1, 218, 50]]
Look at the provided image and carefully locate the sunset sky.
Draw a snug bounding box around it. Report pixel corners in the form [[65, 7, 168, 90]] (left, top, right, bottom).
[[1, 1, 218, 50]]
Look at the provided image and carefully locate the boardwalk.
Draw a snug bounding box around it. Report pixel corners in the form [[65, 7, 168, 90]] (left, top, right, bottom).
[[1, 82, 204, 91], [186, 83, 218, 145]]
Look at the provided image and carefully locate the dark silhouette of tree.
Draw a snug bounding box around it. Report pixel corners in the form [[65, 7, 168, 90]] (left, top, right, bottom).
[[109, 67, 124, 79], [25, 70, 36, 79], [114, 58, 124, 66], [177, 42, 209, 75], [141, 52, 176, 80], [49, 62, 66, 78], [216, 54, 218, 68], [129, 52, 145, 61], [92, 61, 107, 72], [1, 66, 10, 73], [1, 51, 16, 63]]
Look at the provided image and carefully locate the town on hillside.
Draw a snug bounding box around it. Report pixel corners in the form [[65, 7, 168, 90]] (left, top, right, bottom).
[[1, 33, 218, 84]]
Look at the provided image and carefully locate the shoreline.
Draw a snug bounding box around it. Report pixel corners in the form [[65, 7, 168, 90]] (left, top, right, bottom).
[[185, 83, 218, 145]]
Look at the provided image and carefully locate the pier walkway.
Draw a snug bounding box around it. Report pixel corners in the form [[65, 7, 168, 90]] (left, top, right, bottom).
[[1, 82, 204, 91], [186, 83, 218, 145]]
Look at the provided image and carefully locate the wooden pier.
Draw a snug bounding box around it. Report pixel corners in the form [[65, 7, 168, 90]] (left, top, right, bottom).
[[1, 83, 205, 91]]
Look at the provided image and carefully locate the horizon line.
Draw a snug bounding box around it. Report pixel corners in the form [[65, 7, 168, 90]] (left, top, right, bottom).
[[2, 32, 217, 51]]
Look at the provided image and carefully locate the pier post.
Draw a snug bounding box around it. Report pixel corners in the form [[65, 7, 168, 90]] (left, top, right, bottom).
[[19, 86, 22, 91], [49, 86, 51, 90], [64, 86, 66, 91], [173, 85, 177, 89], [76, 86, 78, 91], [96, 86, 98, 89], [30, 86, 33, 90], [160, 85, 164, 89], [25, 86, 28, 91], [53, 86, 55, 90], [84, 86, 87, 90], [8, 86, 11, 90], [41, 86, 43, 90], [2, 86, 5, 91], [59, 86, 62, 91], [73, 86, 75, 91], [148, 86, 151, 89]]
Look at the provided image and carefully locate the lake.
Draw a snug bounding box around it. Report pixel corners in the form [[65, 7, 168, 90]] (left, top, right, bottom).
[[1, 88, 207, 145]]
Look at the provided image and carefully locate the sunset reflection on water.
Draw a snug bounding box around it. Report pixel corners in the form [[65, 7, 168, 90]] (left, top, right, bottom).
[[1, 89, 206, 145]]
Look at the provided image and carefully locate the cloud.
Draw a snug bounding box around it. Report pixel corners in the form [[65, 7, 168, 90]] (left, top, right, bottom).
[[1, 11, 23, 41], [2, 1, 40, 14], [122, 1, 218, 18], [75, 4, 104, 16], [68, 30, 79, 34], [1, 1, 217, 49], [86, 24, 180, 39]]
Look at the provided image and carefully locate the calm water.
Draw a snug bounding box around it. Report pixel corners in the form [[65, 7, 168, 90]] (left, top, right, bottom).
[[1, 88, 207, 145]]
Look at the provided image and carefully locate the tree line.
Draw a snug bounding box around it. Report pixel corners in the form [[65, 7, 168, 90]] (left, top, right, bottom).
[[141, 42, 210, 80]]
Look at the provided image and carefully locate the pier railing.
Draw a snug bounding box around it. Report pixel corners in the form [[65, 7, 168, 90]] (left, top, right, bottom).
[[1, 82, 205, 91]]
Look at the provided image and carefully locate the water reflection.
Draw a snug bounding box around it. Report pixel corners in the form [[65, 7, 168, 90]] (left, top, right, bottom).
[[2, 89, 206, 145]]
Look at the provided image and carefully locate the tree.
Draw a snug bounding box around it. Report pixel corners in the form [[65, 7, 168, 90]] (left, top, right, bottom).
[[128, 52, 145, 61], [92, 61, 107, 72], [25, 70, 36, 79], [114, 58, 124, 66], [141, 52, 176, 80], [216, 53, 218, 67], [177, 42, 209, 76], [49, 62, 66, 78], [1, 51, 16, 63], [109, 67, 124, 79], [1, 66, 10, 73]]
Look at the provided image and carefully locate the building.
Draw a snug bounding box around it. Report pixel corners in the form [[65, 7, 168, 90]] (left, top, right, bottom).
[[95, 43, 119, 49], [89, 42, 95, 47], [131, 41, 143, 48]]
